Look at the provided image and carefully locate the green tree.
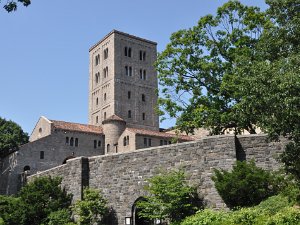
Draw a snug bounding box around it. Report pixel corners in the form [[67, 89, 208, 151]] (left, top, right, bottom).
[[157, 1, 267, 135], [0, 195, 26, 225], [1, 0, 31, 12], [212, 161, 280, 209], [137, 170, 203, 224], [0, 117, 29, 158], [73, 188, 108, 225], [18, 176, 72, 225]]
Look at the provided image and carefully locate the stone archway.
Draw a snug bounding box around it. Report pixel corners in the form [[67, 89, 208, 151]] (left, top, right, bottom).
[[132, 197, 152, 225]]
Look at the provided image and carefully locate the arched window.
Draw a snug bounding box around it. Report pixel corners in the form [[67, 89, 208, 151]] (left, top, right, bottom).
[[143, 70, 146, 80], [142, 113, 145, 120], [143, 51, 146, 61], [70, 137, 74, 146], [123, 136, 127, 146], [142, 94, 145, 102], [128, 91, 131, 99], [125, 66, 128, 76], [104, 93, 107, 101], [75, 138, 78, 147], [127, 136, 129, 145], [128, 48, 132, 57], [104, 48, 108, 59], [124, 47, 128, 56], [24, 165, 30, 172], [94, 140, 97, 148], [128, 110, 131, 118], [39, 127, 42, 134], [96, 116, 99, 124], [140, 69, 143, 79], [104, 112, 107, 120], [107, 144, 110, 153], [96, 97, 98, 106], [98, 140, 101, 147], [66, 137, 69, 144]]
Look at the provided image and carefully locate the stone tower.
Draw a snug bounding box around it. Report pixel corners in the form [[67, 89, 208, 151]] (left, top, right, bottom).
[[88, 30, 159, 131]]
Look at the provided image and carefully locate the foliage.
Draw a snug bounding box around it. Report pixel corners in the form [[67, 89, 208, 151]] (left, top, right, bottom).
[[157, 1, 267, 135], [137, 169, 203, 223], [0, 195, 26, 225], [181, 195, 300, 225], [18, 176, 72, 225], [1, 0, 31, 12], [0, 218, 4, 225], [43, 209, 73, 225], [0, 117, 29, 158], [212, 160, 280, 209], [281, 141, 300, 181], [73, 188, 108, 225]]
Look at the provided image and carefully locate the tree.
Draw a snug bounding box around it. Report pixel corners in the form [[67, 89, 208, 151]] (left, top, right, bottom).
[[18, 176, 72, 225], [1, 0, 31, 12], [0, 195, 26, 225], [212, 161, 280, 209], [137, 169, 203, 224], [73, 188, 108, 225], [0, 117, 29, 158], [157, 1, 267, 135]]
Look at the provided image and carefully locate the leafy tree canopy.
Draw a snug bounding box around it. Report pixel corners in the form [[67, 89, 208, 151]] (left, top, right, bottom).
[[137, 169, 203, 223], [1, 0, 31, 12], [157, 0, 300, 139], [0, 117, 29, 158]]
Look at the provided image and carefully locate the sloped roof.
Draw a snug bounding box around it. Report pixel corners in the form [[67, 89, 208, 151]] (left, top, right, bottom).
[[102, 115, 126, 124], [50, 120, 103, 134], [126, 128, 194, 141]]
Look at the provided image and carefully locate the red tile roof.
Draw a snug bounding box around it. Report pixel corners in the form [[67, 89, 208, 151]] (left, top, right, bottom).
[[126, 128, 194, 141], [50, 120, 103, 134]]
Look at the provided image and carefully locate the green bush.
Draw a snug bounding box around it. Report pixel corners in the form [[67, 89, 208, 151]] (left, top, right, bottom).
[[43, 209, 73, 225], [180, 209, 227, 225], [266, 207, 300, 225], [212, 160, 280, 209], [0, 217, 4, 225], [255, 195, 292, 215]]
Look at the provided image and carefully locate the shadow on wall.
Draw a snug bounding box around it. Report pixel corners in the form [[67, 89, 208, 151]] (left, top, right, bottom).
[[235, 136, 246, 161], [103, 207, 118, 225]]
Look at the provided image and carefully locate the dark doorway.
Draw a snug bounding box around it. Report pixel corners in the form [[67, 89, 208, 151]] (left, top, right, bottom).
[[132, 198, 152, 225]]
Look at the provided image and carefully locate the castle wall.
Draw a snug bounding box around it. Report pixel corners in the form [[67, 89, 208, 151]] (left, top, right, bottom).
[[23, 134, 284, 225]]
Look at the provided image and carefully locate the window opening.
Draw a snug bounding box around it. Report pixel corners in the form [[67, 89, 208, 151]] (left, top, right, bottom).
[[66, 137, 69, 144], [128, 110, 132, 118], [128, 91, 131, 99], [94, 140, 97, 149], [75, 138, 78, 147], [70, 137, 74, 146], [40, 151, 44, 159]]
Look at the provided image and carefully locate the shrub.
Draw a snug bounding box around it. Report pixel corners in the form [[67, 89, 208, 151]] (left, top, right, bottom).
[[212, 160, 279, 209], [180, 209, 227, 225], [73, 188, 108, 225], [44, 209, 73, 225]]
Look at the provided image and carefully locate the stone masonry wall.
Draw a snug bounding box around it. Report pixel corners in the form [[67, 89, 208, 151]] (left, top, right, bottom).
[[26, 134, 284, 225]]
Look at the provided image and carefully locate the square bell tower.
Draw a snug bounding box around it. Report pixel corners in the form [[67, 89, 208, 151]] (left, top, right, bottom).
[[88, 30, 159, 131]]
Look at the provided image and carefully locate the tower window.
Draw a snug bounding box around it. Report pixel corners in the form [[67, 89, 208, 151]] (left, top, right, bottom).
[[104, 112, 107, 120], [70, 137, 74, 146], [128, 48, 132, 57], [140, 69, 146, 80], [103, 67, 108, 78], [40, 151, 44, 159], [96, 98, 99, 106], [107, 144, 110, 153], [142, 113, 145, 120], [128, 110, 132, 118], [75, 138, 78, 147], [104, 48, 108, 59], [125, 66, 132, 76], [127, 136, 129, 145], [128, 91, 131, 99], [66, 137, 69, 144], [96, 116, 99, 124], [142, 94, 145, 102], [95, 54, 100, 66], [104, 93, 107, 101], [94, 140, 97, 148], [139, 50, 146, 61], [95, 72, 100, 83], [124, 47, 127, 56], [143, 70, 146, 80], [140, 69, 143, 79]]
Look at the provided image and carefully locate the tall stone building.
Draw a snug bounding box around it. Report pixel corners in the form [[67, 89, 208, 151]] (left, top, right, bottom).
[[88, 30, 159, 131], [0, 30, 193, 195]]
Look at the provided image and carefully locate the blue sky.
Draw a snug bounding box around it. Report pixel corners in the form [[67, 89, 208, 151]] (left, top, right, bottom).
[[0, 0, 266, 134]]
